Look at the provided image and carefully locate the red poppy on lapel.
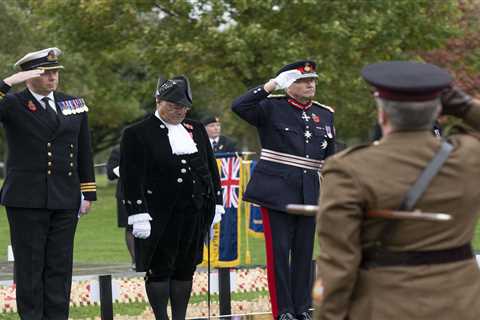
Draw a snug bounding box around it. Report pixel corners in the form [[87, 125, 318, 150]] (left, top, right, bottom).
[[182, 123, 194, 138], [312, 113, 320, 123], [27, 100, 37, 112]]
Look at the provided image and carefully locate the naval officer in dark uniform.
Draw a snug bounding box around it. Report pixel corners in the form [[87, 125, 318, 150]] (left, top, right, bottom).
[[0, 47, 96, 319], [232, 60, 336, 320], [120, 75, 223, 319]]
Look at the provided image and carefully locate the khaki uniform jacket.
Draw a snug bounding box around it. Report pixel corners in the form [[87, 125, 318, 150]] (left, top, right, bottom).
[[316, 104, 480, 320]]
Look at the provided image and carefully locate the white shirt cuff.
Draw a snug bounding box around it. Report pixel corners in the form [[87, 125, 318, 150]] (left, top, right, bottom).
[[113, 166, 120, 177]]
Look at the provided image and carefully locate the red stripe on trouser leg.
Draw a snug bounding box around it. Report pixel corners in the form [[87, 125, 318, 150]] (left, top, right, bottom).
[[261, 207, 279, 318]]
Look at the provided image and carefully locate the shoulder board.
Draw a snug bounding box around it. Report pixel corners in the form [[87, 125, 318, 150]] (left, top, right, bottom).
[[312, 101, 334, 113], [334, 143, 370, 159], [267, 94, 286, 99]]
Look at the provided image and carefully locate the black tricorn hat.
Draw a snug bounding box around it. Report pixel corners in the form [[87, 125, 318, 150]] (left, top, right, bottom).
[[155, 75, 192, 108], [361, 61, 452, 101]]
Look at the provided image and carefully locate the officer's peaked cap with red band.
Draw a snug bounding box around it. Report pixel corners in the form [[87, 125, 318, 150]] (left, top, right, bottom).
[[276, 60, 318, 79], [155, 75, 193, 108], [361, 61, 452, 102]]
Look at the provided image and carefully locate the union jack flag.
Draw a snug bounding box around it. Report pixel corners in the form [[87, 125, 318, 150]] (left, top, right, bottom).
[[220, 157, 240, 208]]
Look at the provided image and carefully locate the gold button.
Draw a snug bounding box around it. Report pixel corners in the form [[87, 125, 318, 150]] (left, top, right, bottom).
[[47, 170, 51, 175], [70, 162, 74, 167], [48, 162, 52, 166], [68, 172, 72, 176], [47, 152, 52, 157], [70, 153, 74, 158], [70, 144, 74, 148], [47, 142, 51, 147]]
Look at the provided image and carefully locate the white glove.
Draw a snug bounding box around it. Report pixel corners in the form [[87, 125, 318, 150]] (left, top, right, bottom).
[[207, 205, 225, 243], [213, 205, 225, 224], [272, 70, 303, 90], [3, 69, 44, 86], [128, 213, 152, 239], [112, 166, 120, 178]]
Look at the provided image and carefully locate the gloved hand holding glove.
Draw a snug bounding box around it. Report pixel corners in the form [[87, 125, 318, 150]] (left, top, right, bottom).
[[441, 86, 473, 117], [272, 69, 303, 90], [128, 213, 152, 239]]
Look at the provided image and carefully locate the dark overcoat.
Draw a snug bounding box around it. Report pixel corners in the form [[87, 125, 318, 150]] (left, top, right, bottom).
[[214, 135, 237, 153], [120, 114, 222, 272]]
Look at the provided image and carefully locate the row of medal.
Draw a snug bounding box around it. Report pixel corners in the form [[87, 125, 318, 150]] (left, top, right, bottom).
[[57, 98, 89, 115]]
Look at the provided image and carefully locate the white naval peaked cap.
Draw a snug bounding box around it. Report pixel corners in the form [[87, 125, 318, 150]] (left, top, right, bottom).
[[14, 47, 64, 71]]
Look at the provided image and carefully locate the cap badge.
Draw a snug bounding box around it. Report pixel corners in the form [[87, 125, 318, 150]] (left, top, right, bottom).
[[47, 50, 57, 61], [27, 100, 37, 112], [304, 63, 312, 73]]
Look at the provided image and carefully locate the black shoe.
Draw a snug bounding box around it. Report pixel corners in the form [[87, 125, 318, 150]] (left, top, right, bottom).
[[278, 313, 298, 320], [297, 311, 313, 320]]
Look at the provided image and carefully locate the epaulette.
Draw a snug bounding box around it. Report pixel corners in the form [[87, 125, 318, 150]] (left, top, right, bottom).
[[333, 143, 370, 159], [312, 101, 334, 113], [267, 94, 287, 99]]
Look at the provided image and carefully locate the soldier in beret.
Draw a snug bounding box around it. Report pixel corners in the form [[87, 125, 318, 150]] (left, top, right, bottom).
[[120, 75, 224, 319], [201, 115, 237, 154], [232, 60, 336, 320], [0, 47, 96, 319], [316, 61, 480, 320]]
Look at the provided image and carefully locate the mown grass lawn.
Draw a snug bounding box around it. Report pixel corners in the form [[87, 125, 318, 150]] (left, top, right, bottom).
[[0, 174, 479, 264], [0, 175, 267, 265]]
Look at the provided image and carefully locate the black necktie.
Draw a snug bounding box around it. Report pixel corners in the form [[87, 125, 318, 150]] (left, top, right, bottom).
[[212, 140, 218, 152], [42, 97, 58, 125]]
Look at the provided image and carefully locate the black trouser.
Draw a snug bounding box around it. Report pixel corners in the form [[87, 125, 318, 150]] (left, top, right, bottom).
[[261, 208, 315, 318], [6, 207, 78, 320]]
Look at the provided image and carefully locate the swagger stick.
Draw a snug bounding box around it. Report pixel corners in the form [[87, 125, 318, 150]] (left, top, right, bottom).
[[286, 204, 452, 221]]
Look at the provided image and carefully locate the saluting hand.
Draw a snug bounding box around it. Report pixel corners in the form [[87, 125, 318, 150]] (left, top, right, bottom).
[[3, 69, 44, 86], [272, 69, 302, 90]]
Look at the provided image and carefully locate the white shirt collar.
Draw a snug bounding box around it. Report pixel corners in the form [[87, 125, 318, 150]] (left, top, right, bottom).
[[29, 89, 55, 106]]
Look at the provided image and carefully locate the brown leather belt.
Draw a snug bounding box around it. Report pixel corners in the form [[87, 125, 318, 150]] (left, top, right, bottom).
[[360, 243, 473, 269]]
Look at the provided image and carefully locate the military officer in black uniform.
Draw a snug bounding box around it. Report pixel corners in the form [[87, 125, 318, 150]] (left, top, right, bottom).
[[232, 60, 336, 320], [201, 115, 237, 154], [120, 75, 223, 320], [0, 47, 96, 319]]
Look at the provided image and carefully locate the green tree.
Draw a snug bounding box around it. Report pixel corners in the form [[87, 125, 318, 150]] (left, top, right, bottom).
[[22, 0, 463, 152]]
